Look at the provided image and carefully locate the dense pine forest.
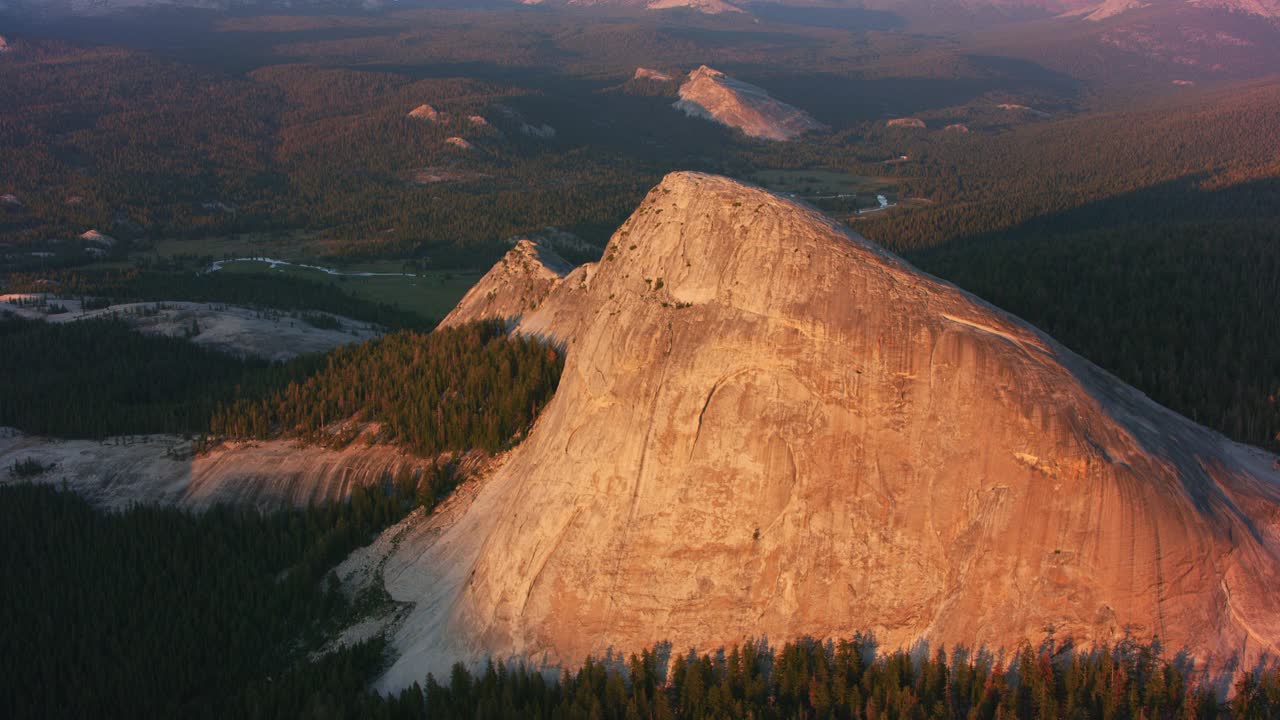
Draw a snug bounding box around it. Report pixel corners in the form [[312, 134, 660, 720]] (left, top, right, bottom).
[[209, 320, 564, 456], [0, 315, 318, 438], [0, 37, 663, 267], [0, 466, 468, 719], [0, 315, 562, 455], [414, 638, 1280, 720]]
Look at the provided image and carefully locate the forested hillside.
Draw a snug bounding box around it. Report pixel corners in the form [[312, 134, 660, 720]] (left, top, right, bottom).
[[210, 320, 564, 456], [0, 315, 317, 438], [0, 471, 460, 718], [860, 81, 1280, 253], [0, 38, 663, 268], [0, 316, 562, 455], [416, 638, 1280, 719]]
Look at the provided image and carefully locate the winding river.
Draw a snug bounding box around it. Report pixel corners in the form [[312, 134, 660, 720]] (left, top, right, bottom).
[[206, 257, 419, 278]]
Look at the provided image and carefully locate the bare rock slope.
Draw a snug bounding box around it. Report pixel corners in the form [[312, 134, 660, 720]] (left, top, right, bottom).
[[646, 0, 745, 13], [1, 296, 377, 361], [408, 104, 443, 122], [440, 239, 574, 328], [375, 171, 1280, 688], [633, 67, 674, 82], [674, 66, 825, 141], [0, 430, 440, 512]]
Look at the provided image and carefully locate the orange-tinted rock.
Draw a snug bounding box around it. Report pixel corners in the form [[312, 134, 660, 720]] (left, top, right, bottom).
[[441, 239, 574, 328], [375, 172, 1280, 689], [674, 66, 825, 141]]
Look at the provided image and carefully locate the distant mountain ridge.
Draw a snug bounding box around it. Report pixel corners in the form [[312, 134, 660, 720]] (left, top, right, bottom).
[[4, 0, 1278, 21]]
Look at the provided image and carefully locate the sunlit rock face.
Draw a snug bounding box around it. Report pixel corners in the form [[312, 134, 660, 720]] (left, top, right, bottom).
[[674, 66, 825, 141], [440, 239, 574, 329], [378, 171, 1280, 690]]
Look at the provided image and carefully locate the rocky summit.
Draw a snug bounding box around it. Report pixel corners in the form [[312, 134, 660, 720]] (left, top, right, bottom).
[[441, 238, 574, 328], [370, 171, 1280, 690]]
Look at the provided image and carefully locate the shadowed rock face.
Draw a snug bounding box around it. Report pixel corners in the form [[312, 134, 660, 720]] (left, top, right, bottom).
[[674, 66, 825, 141], [377, 171, 1280, 689]]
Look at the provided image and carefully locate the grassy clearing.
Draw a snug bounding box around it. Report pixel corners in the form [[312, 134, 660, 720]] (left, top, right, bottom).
[[148, 230, 325, 261], [214, 260, 481, 323]]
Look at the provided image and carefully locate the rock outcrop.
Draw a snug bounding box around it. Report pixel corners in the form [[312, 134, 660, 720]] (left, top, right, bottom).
[[633, 67, 674, 82], [997, 103, 1052, 117], [0, 296, 378, 362], [0, 430, 443, 512], [79, 229, 115, 246], [519, 123, 556, 139], [646, 0, 745, 13], [440, 239, 574, 329], [674, 66, 825, 141], [508, 227, 605, 261], [408, 104, 444, 122], [1079, 0, 1148, 20], [371, 171, 1280, 689]]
